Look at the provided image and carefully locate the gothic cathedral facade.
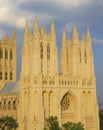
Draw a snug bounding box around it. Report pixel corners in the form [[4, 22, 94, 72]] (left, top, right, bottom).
[[0, 17, 100, 130]]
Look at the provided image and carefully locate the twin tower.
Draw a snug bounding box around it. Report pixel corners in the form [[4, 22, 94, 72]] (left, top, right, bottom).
[[21, 17, 94, 78], [19, 17, 99, 130]]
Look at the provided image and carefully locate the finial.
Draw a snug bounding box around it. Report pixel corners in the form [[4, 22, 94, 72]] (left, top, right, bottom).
[[12, 28, 17, 40], [86, 27, 91, 40], [73, 24, 79, 42], [4, 33, 10, 41], [35, 16, 39, 26], [50, 19, 56, 40], [62, 30, 67, 47], [50, 19, 55, 32], [86, 27, 92, 46], [26, 20, 28, 27], [25, 20, 29, 33], [51, 20, 55, 29], [41, 26, 45, 35], [34, 16, 40, 36], [74, 24, 77, 33], [68, 36, 71, 46]]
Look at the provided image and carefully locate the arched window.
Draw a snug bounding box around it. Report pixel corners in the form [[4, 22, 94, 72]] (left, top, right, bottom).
[[79, 48, 81, 63], [61, 93, 70, 110], [0, 72, 2, 80], [47, 44, 50, 60], [3, 100, 6, 111], [5, 49, 8, 59], [40, 43, 43, 59], [10, 72, 13, 80], [84, 49, 87, 63], [5, 72, 8, 80], [13, 101, 16, 110], [8, 101, 11, 110], [10, 50, 13, 59], [0, 49, 3, 58]]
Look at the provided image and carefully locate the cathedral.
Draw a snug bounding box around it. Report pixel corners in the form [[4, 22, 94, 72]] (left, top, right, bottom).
[[0, 17, 100, 130]]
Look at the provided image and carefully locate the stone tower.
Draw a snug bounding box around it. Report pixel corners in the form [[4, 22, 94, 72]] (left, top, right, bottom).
[[61, 25, 94, 77], [19, 18, 99, 130], [0, 29, 17, 88]]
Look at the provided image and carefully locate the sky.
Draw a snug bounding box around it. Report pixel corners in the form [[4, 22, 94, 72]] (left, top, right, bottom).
[[0, 0, 103, 104]]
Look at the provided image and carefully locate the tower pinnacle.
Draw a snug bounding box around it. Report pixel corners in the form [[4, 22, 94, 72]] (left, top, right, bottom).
[[25, 21, 29, 33], [24, 21, 30, 42], [62, 30, 67, 47], [86, 28, 91, 41], [3, 33, 9, 40], [34, 16, 40, 37], [41, 26, 45, 35], [73, 24, 79, 43], [68, 37, 71, 46], [50, 20, 56, 40]]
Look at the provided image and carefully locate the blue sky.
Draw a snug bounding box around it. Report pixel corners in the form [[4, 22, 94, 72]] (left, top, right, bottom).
[[0, 0, 103, 104]]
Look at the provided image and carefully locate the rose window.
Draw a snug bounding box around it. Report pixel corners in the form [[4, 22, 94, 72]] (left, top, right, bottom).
[[61, 94, 70, 110]]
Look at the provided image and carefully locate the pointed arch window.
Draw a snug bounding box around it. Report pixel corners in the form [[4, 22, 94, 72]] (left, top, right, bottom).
[[3, 100, 6, 111], [47, 44, 50, 60], [13, 101, 16, 110], [40, 43, 43, 59], [61, 93, 70, 110], [5, 49, 8, 59], [10, 50, 13, 59], [8, 101, 11, 110], [84, 49, 87, 63], [10, 72, 13, 80], [0, 49, 3, 58], [5, 72, 8, 80], [0, 72, 2, 80]]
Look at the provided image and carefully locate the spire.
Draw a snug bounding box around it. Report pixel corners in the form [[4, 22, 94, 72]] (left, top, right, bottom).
[[62, 30, 67, 47], [73, 24, 79, 43], [4, 33, 10, 41], [50, 20, 56, 40], [3, 33, 10, 44], [68, 36, 71, 46], [41, 26, 47, 39], [24, 21, 30, 42], [41, 26, 45, 36], [86, 28, 91, 42], [12, 28, 17, 44], [25, 21, 29, 34], [34, 16, 40, 37]]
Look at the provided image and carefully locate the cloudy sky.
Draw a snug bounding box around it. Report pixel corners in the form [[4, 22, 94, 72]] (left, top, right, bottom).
[[0, 0, 103, 104]]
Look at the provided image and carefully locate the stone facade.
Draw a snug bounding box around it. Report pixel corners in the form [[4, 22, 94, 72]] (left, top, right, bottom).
[[0, 17, 100, 130], [0, 30, 17, 88]]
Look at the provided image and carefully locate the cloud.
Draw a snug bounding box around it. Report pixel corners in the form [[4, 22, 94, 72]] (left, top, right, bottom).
[[0, 0, 103, 33], [19, 0, 92, 8], [92, 38, 103, 45], [0, 0, 55, 29], [64, 23, 74, 33], [53, 0, 92, 8]]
